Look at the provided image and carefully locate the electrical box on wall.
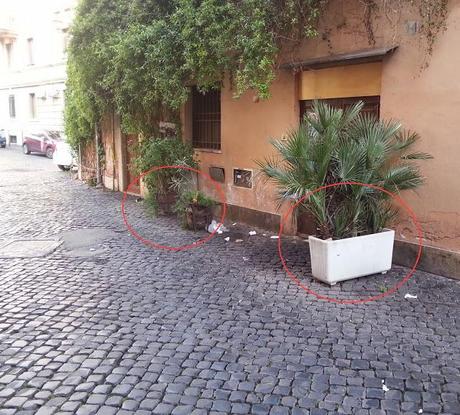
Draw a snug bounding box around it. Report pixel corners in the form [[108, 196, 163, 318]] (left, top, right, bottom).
[[209, 167, 225, 183], [233, 169, 252, 188]]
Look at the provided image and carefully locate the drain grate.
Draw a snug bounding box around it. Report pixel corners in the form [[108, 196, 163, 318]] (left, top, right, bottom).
[[0, 239, 62, 258]]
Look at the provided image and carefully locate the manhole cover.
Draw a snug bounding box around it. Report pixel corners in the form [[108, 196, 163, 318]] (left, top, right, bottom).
[[0, 240, 62, 258]]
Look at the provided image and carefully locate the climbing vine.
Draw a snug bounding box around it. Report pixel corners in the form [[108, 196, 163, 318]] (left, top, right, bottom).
[[65, 0, 449, 150], [65, 0, 327, 149], [360, 0, 449, 58]]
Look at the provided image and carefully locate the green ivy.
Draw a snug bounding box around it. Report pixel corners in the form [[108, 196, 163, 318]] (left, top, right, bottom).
[[65, 0, 326, 148]]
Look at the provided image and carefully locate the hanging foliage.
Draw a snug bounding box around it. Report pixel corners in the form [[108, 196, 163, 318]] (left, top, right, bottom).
[[65, 0, 449, 149], [65, 0, 326, 148]]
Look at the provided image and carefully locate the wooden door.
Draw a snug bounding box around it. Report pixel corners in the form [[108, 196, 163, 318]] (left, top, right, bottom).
[[125, 134, 141, 195]]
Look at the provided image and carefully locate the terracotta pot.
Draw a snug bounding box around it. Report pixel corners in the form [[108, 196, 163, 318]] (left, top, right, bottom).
[[185, 204, 213, 230]]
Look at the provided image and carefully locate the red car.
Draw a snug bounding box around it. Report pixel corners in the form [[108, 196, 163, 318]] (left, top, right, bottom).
[[22, 130, 60, 158]]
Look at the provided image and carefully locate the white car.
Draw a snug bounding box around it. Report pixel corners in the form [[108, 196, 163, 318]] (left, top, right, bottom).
[[53, 139, 74, 171]]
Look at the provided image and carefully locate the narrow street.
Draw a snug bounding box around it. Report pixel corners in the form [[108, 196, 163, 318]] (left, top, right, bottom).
[[0, 147, 459, 415]]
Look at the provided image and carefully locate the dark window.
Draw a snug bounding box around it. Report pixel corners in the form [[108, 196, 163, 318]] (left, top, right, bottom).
[[300, 96, 380, 120], [234, 169, 252, 188], [29, 93, 36, 119], [5, 43, 12, 68], [8, 95, 15, 118], [192, 87, 221, 150], [27, 38, 34, 65]]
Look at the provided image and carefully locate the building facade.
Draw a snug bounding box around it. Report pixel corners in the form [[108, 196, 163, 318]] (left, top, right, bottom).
[[181, 1, 460, 277], [0, 0, 76, 145], [80, 0, 460, 278]]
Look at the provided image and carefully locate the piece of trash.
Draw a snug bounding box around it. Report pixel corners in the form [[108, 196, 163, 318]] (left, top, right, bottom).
[[418, 410, 423, 414], [232, 223, 237, 226], [404, 293, 418, 299], [224, 237, 230, 242], [270, 236, 279, 239], [262, 233, 267, 236], [207, 220, 228, 234], [235, 239, 243, 243], [89, 248, 96, 251], [243, 257, 249, 261], [249, 231, 257, 236], [382, 381, 389, 392]]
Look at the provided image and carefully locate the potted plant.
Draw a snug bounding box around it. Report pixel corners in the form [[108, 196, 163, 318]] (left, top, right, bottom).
[[258, 101, 431, 285], [133, 137, 197, 215], [174, 190, 215, 230]]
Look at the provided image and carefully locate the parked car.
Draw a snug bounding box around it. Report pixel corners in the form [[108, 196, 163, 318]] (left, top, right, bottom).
[[22, 130, 61, 158], [0, 130, 6, 148], [53, 138, 74, 171]]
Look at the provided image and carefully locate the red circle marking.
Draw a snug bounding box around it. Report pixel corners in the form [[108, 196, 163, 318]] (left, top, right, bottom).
[[121, 165, 227, 251], [277, 181, 424, 304]]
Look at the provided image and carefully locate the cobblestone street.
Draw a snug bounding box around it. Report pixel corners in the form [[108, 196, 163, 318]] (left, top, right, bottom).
[[0, 147, 460, 415]]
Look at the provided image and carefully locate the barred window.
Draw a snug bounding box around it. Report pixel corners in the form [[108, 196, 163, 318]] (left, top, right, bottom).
[[300, 96, 380, 120], [192, 87, 221, 150], [8, 95, 15, 118]]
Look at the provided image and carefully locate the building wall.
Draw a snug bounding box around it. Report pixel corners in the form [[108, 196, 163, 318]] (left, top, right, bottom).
[[0, 0, 75, 144], [185, 0, 460, 252]]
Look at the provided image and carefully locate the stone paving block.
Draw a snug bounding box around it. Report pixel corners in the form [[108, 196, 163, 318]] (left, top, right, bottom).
[[0, 150, 459, 415]]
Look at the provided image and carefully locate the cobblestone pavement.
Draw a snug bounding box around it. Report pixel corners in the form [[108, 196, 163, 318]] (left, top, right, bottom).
[[1, 147, 460, 415]]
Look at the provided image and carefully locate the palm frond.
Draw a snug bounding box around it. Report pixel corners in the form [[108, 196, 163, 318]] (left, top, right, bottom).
[[256, 100, 431, 239]]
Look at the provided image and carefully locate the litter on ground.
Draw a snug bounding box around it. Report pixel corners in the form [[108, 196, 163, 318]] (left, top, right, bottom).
[[270, 235, 279, 239], [249, 230, 257, 236], [207, 220, 228, 234], [224, 237, 230, 242], [404, 293, 418, 299]]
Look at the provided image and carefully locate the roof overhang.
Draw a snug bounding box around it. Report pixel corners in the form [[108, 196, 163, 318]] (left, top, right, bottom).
[[280, 46, 398, 71]]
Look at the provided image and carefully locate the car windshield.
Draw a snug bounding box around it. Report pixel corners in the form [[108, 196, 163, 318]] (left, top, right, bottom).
[[46, 130, 61, 140]]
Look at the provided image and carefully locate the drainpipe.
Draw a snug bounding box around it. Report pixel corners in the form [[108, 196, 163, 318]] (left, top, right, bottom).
[[112, 112, 116, 190], [95, 122, 101, 186], [78, 143, 82, 181]]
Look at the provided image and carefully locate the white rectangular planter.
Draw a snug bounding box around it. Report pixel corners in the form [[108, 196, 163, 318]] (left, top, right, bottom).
[[308, 229, 395, 285]]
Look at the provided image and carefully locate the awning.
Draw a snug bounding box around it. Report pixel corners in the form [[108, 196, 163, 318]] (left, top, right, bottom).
[[280, 46, 398, 71]]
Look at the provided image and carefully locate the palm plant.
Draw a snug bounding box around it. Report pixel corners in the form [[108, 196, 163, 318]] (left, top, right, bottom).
[[257, 101, 431, 239]]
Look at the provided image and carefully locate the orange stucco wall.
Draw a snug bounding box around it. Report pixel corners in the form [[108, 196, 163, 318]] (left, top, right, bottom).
[[187, 70, 299, 232], [185, 0, 460, 251]]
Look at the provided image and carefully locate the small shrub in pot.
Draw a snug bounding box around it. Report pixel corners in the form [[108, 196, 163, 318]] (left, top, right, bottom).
[[133, 137, 197, 215]]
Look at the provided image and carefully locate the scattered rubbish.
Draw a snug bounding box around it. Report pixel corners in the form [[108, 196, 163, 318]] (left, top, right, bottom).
[[224, 237, 230, 242], [249, 231, 257, 236], [382, 380, 389, 392], [243, 257, 249, 261], [270, 235, 279, 239], [418, 410, 423, 414], [263, 233, 267, 236], [404, 293, 418, 299], [235, 239, 243, 243], [89, 248, 96, 251], [207, 220, 228, 234], [232, 223, 237, 226]]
